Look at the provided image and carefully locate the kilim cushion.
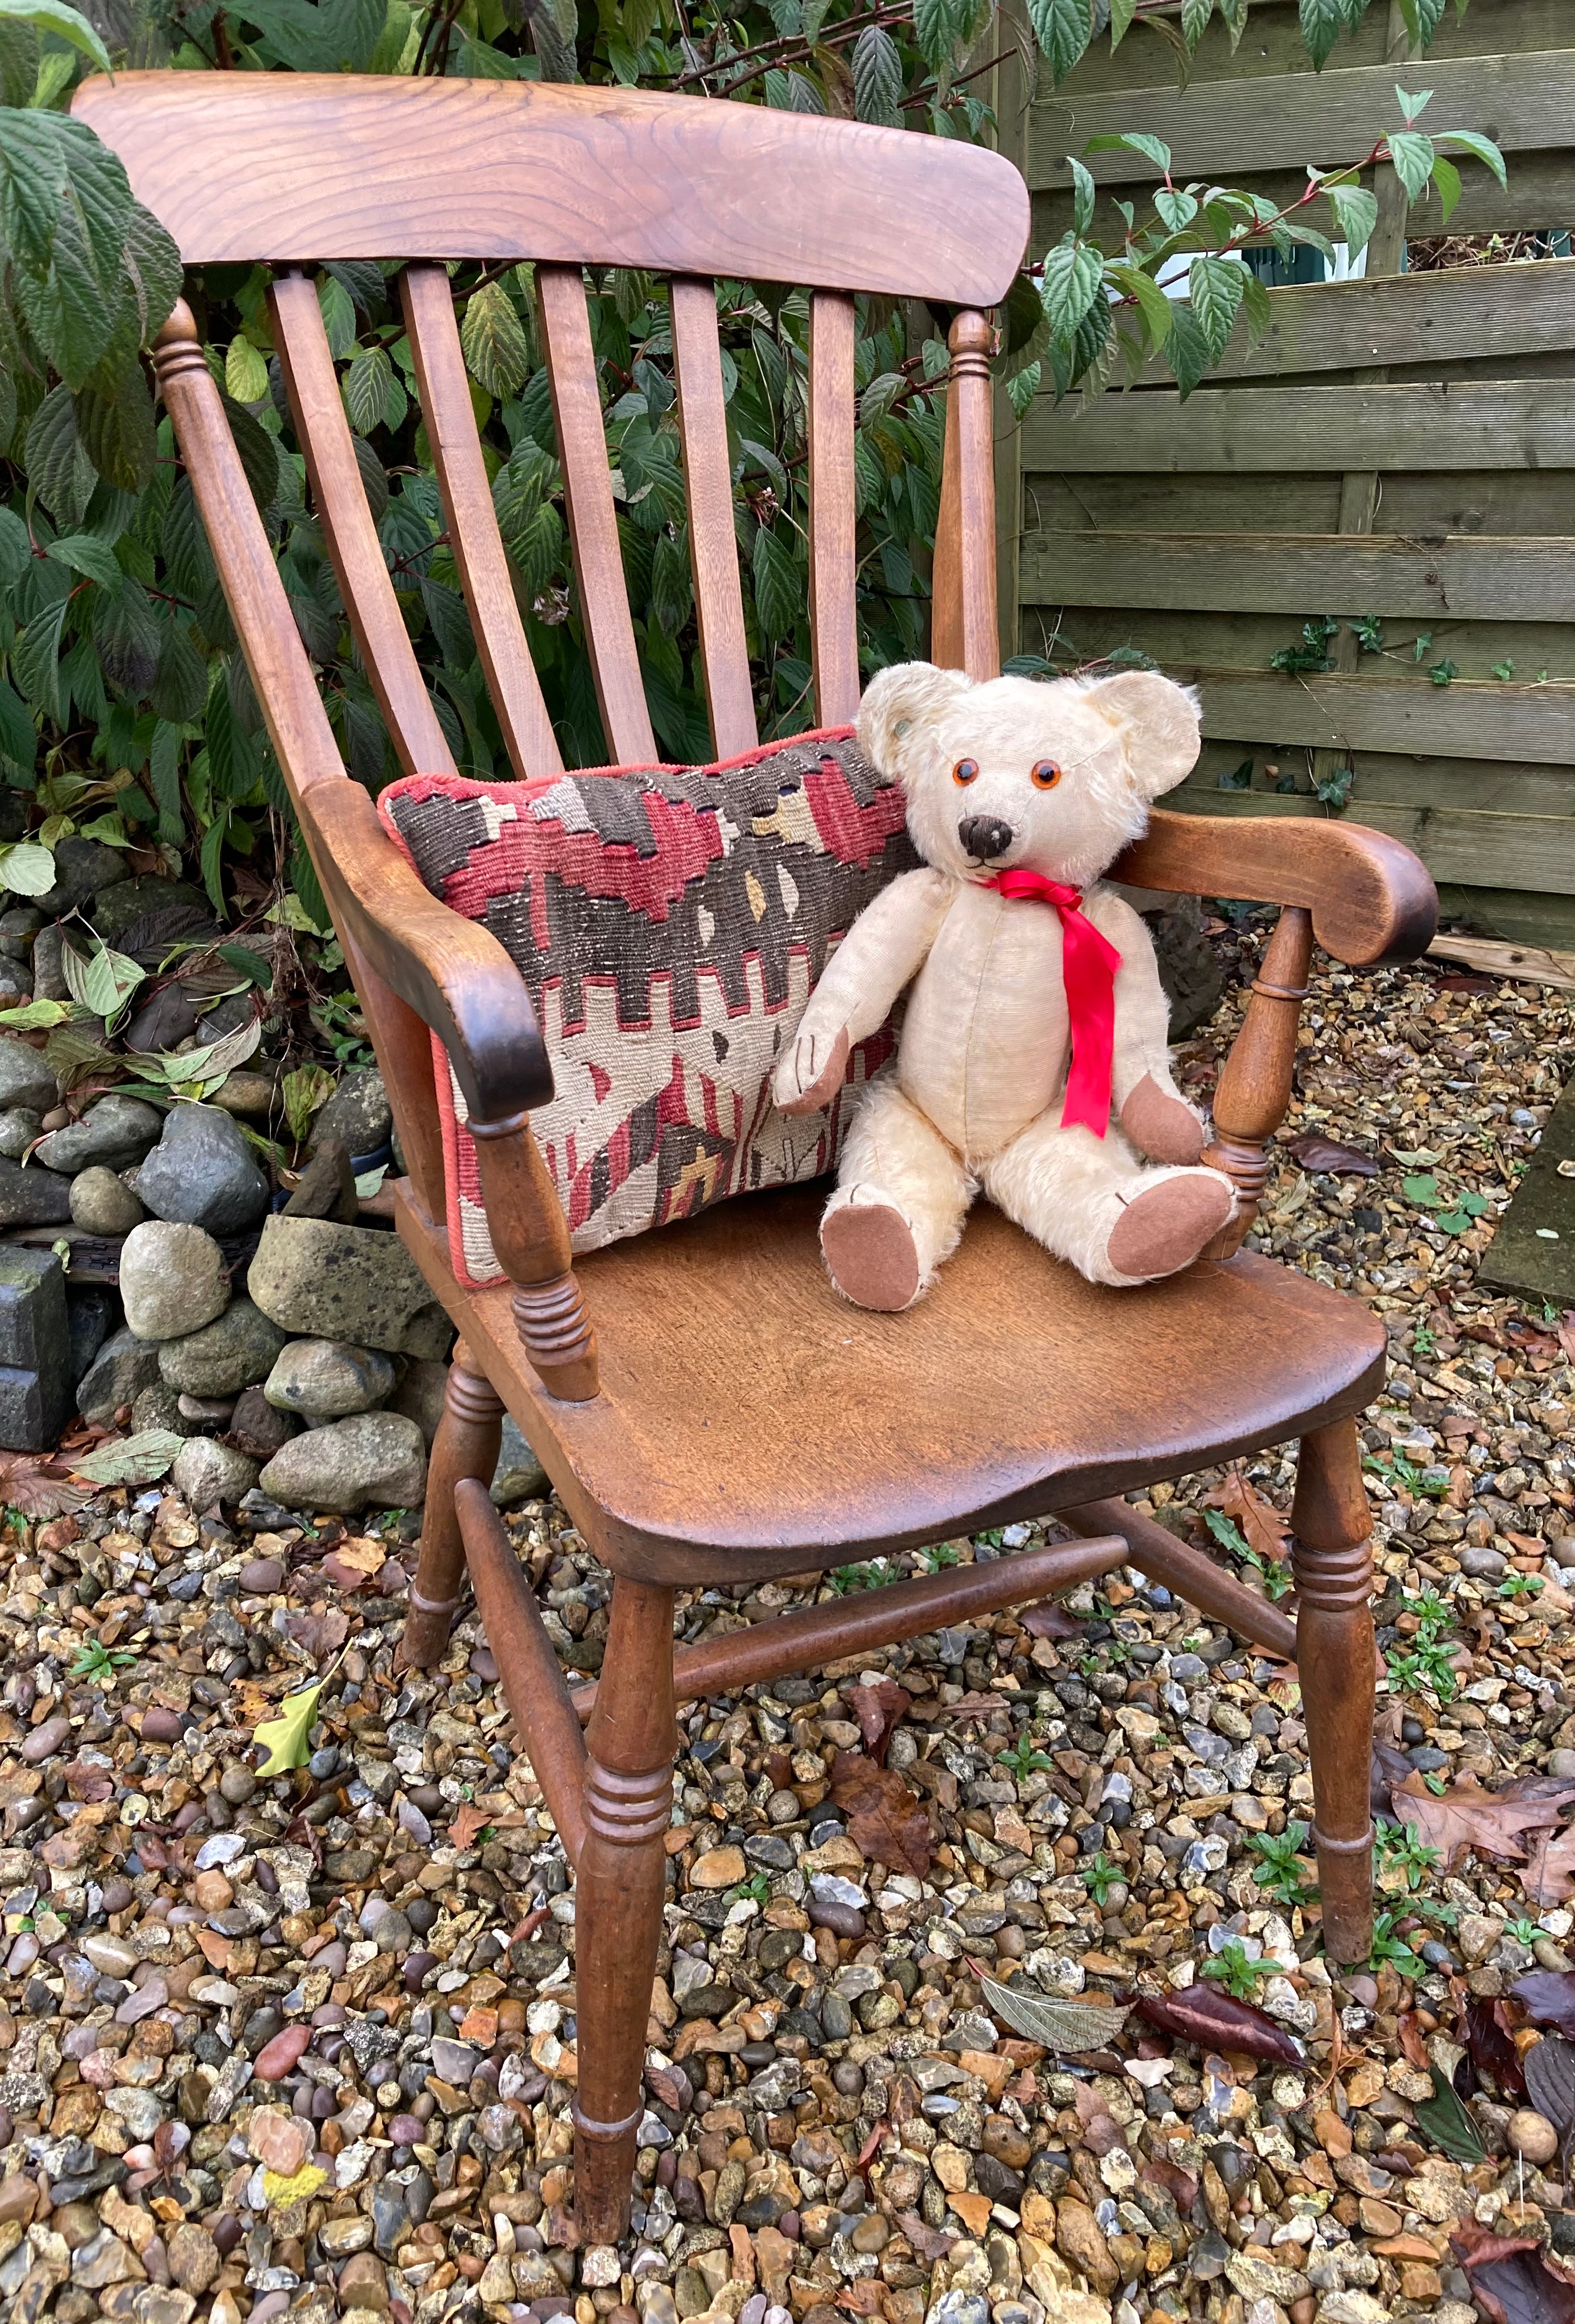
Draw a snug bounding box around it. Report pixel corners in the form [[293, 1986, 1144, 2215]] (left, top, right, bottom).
[[378, 727, 918, 1287]]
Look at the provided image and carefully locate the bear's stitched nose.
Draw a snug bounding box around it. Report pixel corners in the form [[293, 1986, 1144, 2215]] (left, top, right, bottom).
[[958, 815, 1014, 863]]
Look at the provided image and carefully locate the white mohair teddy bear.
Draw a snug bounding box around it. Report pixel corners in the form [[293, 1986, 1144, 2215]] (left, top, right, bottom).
[[772, 660, 1239, 1311]]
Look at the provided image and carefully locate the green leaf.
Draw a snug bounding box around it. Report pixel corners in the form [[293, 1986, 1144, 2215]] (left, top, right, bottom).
[[1107, 260, 1172, 348], [149, 720, 184, 845], [71, 1426, 185, 1488], [460, 282, 531, 402], [343, 343, 393, 438], [1414, 2065, 1486, 2164], [47, 531, 120, 590], [1298, 0, 1345, 68], [1396, 0, 1444, 41], [0, 679, 34, 780], [282, 1059, 333, 1140], [1068, 155, 1095, 236], [200, 811, 230, 919], [12, 597, 68, 725], [1188, 253, 1245, 362], [1323, 181, 1378, 256], [1086, 130, 1170, 175], [25, 381, 92, 525], [1438, 129, 1507, 190], [317, 272, 356, 362], [1387, 130, 1435, 201], [1108, 0, 1134, 43], [74, 359, 157, 494], [1026, 0, 1094, 83], [851, 22, 901, 127], [121, 197, 183, 344], [0, 0, 111, 75], [225, 337, 269, 406], [1180, 0, 1212, 46], [61, 936, 143, 1018], [222, 393, 283, 515], [1203, 1508, 1250, 1558], [0, 508, 28, 592], [1163, 300, 1211, 399], [508, 501, 564, 598], [1394, 83, 1433, 124], [1404, 1173, 1439, 1204], [1040, 234, 1103, 340], [252, 1681, 323, 1779], [977, 1971, 1131, 2051], [1239, 267, 1272, 340], [0, 840, 54, 895], [1153, 186, 1197, 232], [0, 103, 67, 276], [752, 522, 800, 640], [0, 997, 70, 1028]]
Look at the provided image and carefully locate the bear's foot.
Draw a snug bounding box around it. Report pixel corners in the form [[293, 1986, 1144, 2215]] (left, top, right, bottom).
[[821, 1186, 922, 1312], [1106, 1167, 1234, 1283]]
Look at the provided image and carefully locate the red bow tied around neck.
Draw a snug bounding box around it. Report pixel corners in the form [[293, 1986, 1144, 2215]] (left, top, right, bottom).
[[984, 869, 1121, 1138]]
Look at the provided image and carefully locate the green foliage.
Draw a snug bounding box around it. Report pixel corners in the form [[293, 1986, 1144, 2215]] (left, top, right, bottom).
[[0, 0, 1488, 934], [1248, 1820, 1315, 1906], [1203, 1505, 1293, 1601], [1202, 1936, 1272, 1999]]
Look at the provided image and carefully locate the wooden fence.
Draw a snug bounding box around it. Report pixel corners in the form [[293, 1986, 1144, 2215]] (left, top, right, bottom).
[[998, 0, 1575, 945]]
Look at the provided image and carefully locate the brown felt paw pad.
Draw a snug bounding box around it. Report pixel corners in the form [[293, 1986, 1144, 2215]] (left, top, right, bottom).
[[821, 1197, 921, 1312], [1106, 1171, 1233, 1282], [1120, 1072, 1205, 1165]]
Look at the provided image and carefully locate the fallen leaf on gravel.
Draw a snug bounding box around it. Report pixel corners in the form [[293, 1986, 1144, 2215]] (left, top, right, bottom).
[[71, 1428, 185, 1487], [1520, 1823, 1575, 1909], [1525, 2037, 1575, 2146], [1140, 2156, 1199, 2212], [829, 1750, 932, 1878], [1560, 1311, 1575, 1365], [896, 2213, 955, 2263], [1220, 1467, 1292, 1564], [1285, 1133, 1381, 1176], [251, 1682, 322, 1779], [846, 1677, 909, 1766], [975, 1968, 1131, 2053], [1130, 1981, 1304, 2064], [451, 1802, 492, 1849], [1398, 2011, 1431, 2070], [1511, 1972, 1575, 2037], [1462, 1997, 1526, 2097], [1372, 1740, 1414, 1816], [0, 1449, 88, 1519], [1021, 1600, 1087, 1640], [1392, 1770, 1575, 1868], [1450, 2223, 1575, 2324], [1416, 2064, 1488, 2163]]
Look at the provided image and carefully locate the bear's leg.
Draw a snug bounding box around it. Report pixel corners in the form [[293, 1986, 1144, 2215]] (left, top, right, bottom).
[[981, 1109, 1235, 1287], [820, 1078, 974, 1311]]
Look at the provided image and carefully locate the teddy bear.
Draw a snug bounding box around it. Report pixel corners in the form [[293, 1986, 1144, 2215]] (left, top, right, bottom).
[[771, 660, 1238, 1311]]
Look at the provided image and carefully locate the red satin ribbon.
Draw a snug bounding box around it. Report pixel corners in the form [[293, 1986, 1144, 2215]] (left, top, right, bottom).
[[984, 869, 1121, 1138]]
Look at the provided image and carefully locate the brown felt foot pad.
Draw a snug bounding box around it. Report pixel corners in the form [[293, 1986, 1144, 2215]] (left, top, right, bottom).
[[1106, 1171, 1234, 1282], [821, 1198, 921, 1312]]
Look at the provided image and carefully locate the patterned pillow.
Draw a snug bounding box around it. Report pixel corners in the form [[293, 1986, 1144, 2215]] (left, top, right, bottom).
[[378, 728, 917, 1287]]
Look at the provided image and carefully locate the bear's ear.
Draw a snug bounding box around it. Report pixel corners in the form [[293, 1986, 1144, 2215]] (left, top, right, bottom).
[[857, 661, 972, 777], [1081, 670, 1202, 798]]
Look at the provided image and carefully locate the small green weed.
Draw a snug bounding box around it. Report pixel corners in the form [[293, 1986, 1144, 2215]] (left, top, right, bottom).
[[1203, 1508, 1294, 1601], [70, 1640, 135, 1684], [1203, 1938, 1273, 2000], [1248, 1820, 1315, 1906], [1081, 1852, 1120, 1907], [997, 1734, 1054, 1780], [1377, 1819, 1442, 1891]]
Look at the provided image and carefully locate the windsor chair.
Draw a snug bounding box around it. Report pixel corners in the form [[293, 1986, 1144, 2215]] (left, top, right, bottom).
[[81, 72, 1437, 2249]]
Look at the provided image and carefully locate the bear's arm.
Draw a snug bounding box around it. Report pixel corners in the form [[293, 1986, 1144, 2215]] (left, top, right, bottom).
[[773, 867, 951, 1116], [1084, 887, 1207, 1166]]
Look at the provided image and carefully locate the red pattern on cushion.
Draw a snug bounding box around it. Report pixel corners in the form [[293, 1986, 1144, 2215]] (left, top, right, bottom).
[[378, 727, 916, 1287]]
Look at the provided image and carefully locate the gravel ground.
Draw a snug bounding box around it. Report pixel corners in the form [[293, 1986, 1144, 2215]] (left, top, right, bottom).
[[0, 924, 1572, 2324]]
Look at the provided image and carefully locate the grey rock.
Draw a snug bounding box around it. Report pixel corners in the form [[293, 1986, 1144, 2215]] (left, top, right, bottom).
[[0, 1157, 73, 1227], [389, 1357, 448, 1448], [0, 1037, 57, 1114], [130, 1381, 201, 1439], [0, 1108, 41, 1160], [123, 985, 199, 1057], [0, 907, 39, 962], [88, 876, 209, 944], [77, 1324, 163, 1424], [37, 1095, 164, 1174], [30, 925, 68, 1002], [264, 1338, 395, 1421], [1548, 1750, 1575, 1780], [225, 1384, 300, 1461], [134, 1104, 270, 1234], [259, 1410, 428, 1515], [158, 1298, 289, 1398], [0, 1246, 71, 1451], [120, 1221, 230, 1341], [491, 1413, 548, 1507], [1461, 1544, 1507, 1581], [310, 1068, 392, 1160], [67, 1282, 114, 1388], [170, 1437, 260, 1511], [68, 1166, 147, 1237], [34, 837, 129, 919], [249, 1214, 449, 1355], [0, 960, 28, 1002]]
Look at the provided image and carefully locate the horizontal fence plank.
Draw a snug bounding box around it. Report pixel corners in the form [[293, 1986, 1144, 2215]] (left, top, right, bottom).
[[1160, 790, 1575, 895], [1029, 51, 1574, 188], [1019, 530, 1575, 622], [1036, 153, 1575, 251], [1051, 0, 1567, 95], [1025, 383, 1575, 475], [1021, 468, 1572, 545], [1189, 669, 1575, 766], [1018, 607, 1575, 683], [1124, 259, 1575, 384], [1189, 742, 1575, 817]]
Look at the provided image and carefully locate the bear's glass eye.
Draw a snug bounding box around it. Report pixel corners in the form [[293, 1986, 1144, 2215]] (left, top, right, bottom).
[[952, 759, 980, 787], [1031, 760, 1063, 790]]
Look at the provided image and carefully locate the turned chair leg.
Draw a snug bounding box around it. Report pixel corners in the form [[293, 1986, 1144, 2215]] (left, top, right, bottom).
[[573, 1578, 676, 2247], [403, 1339, 505, 1668], [1291, 1415, 1377, 1964]]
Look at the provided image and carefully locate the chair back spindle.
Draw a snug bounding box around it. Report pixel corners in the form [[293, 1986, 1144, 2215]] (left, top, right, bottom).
[[806, 291, 860, 727], [670, 278, 758, 760]]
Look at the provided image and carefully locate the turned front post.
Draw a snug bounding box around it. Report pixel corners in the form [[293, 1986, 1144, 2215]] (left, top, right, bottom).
[[1202, 903, 1313, 1257], [1291, 1417, 1377, 1964]]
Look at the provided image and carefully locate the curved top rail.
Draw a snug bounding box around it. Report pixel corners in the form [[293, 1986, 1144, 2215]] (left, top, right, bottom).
[[72, 74, 1030, 306]]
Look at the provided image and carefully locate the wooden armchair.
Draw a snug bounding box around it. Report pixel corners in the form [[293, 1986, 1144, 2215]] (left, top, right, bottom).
[[81, 72, 1438, 2250]]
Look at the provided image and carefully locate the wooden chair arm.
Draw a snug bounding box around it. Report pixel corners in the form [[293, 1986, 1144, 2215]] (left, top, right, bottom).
[[1112, 807, 1438, 967]]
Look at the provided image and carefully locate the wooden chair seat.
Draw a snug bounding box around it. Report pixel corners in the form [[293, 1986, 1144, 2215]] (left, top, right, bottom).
[[400, 1178, 1384, 1582]]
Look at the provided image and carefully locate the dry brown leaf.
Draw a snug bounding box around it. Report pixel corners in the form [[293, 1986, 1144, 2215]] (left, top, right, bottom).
[[846, 1678, 910, 1767], [1560, 1312, 1575, 1366], [1220, 1468, 1292, 1565], [1521, 1823, 1575, 1909], [0, 1449, 90, 1521], [1284, 1133, 1380, 1176], [450, 1802, 491, 1849], [1394, 1770, 1575, 1870], [829, 1750, 932, 1879]]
